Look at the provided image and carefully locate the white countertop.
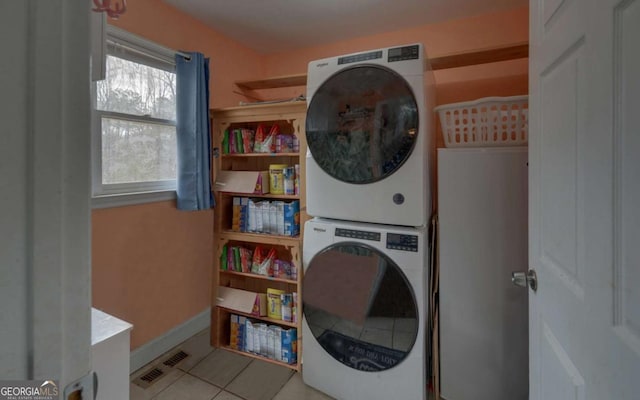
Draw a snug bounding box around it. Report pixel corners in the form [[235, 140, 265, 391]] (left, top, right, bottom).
[[92, 308, 133, 346]]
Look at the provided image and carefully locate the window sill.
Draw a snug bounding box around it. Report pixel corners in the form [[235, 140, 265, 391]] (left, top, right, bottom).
[[92, 190, 176, 209]]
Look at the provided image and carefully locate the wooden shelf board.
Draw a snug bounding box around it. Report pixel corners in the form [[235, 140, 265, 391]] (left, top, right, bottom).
[[220, 270, 297, 285], [429, 42, 529, 70], [235, 74, 307, 91], [218, 192, 299, 200], [217, 306, 297, 328], [211, 101, 307, 121], [219, 231, 300, 245], [221, 152, 300, 158], [220, 347, 300, 371]]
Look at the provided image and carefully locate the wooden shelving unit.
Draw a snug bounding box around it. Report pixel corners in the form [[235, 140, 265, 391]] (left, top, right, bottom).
[[210, 101, 307, 371]]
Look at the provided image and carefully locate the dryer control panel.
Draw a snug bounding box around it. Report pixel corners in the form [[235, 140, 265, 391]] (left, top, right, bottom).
[[335, 228, 381, 241], [338, 50, 383, 65], [386, 233, 419, 252], [388, 45, 420, 62]]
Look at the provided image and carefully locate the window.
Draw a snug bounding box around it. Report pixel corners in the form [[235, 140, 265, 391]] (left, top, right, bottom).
[[92, 27, 178, 206]]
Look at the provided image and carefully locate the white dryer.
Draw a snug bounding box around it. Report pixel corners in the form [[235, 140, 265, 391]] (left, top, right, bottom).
[[305, 44, 435, 227], [302, 218, 429, 400]]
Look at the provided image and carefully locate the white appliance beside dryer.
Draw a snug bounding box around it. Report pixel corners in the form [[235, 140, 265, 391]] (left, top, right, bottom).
[[305, 44, 435, 227], [302, 218, 429, 400], [438, 148, 529, 400]]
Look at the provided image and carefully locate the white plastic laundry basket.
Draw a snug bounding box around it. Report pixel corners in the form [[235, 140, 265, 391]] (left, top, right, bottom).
[[434, 95, 528, 147]]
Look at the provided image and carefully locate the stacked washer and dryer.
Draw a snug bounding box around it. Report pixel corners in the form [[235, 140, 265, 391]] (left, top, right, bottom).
[[301, 44, 435, 400]]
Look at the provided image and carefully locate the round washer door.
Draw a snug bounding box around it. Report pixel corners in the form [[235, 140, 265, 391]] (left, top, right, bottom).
[[306, 65, 419, 184], [303, 242, 419, 372]]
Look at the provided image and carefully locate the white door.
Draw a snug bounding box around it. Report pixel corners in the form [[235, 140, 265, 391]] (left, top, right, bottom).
[[529, 0, 640, 398], [0, 0, 95, 397]]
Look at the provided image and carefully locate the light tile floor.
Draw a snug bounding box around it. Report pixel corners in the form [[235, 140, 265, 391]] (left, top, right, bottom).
[[130, 328, 334, 400]]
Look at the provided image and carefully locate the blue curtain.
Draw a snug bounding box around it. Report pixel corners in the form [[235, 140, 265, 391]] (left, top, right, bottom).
[[176, 52, 214, 210]]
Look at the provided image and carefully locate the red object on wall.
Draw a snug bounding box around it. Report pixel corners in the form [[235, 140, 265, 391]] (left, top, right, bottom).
[[92, 0, 127, 19]]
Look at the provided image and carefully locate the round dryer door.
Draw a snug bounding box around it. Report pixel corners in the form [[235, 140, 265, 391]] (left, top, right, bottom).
[[306, 65, 419, 184], [303, 243, 419, 372]]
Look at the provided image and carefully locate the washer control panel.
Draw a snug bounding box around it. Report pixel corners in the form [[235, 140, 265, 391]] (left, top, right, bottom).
[[388, 45, 420, 62], [386, 233, 419, 252], [335, 228, 381, 241], [338, 50, 383, 65]]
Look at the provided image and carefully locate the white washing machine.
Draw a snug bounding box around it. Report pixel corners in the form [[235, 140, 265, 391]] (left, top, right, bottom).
[[305, 43, 435, 227], [302, 218, 429, 400]]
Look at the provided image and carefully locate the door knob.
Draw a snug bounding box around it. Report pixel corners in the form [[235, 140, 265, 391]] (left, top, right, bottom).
[[512, 269, 537, 292]]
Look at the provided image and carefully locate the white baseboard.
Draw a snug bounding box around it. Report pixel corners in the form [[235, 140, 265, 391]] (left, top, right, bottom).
[[130, 308, 210, 373]]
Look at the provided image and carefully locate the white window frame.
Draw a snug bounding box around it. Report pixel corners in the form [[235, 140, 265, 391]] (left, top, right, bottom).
[[92, 26, 179, 209]]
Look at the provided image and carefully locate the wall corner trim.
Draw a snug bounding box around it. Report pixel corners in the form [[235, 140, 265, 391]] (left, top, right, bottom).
[[130, 307, 210, 373]]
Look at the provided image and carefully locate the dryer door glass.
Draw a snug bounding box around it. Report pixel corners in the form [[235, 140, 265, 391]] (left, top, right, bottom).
[[303, 243, 419, 372], [306, 65, 418, 184]]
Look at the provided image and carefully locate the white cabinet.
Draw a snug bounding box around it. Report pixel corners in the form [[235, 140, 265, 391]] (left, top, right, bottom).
[[438, 148, 528, 400], [92, 308, 133, 400]]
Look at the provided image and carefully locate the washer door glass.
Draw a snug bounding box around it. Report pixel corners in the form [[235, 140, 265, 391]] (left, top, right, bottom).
[[303, 243, 418, 372], [306, 65, 419, 184]]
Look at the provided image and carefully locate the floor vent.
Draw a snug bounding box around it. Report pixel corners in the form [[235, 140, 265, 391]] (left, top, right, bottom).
[[162, 350, 190, 368], [133, 367, 165, 389]]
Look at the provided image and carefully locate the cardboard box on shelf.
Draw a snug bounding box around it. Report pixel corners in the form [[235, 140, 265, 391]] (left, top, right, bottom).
[[229, 314, 246, 351], [254, 201, 264, 233], [217, 286, 267, 317], [269, 164, 287, 195], [215, 170, 270, 194], [281, 328, 297, 364], [240, 197, 249, 232], [284, 200, 300, 237], [266, 288, 285, 320], [276, 201, 285, 235], [233, 198, 299, 236], [248, 199, 258, 232], [269, 203, 278, 235], [261, 202, 271, 234], [232, 197, 241, 232], [245, 319, 255, 353]]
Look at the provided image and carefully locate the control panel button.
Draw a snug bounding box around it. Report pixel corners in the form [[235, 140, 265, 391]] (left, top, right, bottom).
[[386, 233, 419, 252], [388, 45, 420, 62], [335, 228, 381, 241], [338, 50, 383, 65]]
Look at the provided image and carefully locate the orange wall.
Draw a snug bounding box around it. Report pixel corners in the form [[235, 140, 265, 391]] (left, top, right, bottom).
[[263, 6, 528, 77], [93, 202, 213, 349], [93, 0, 264, 350]]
